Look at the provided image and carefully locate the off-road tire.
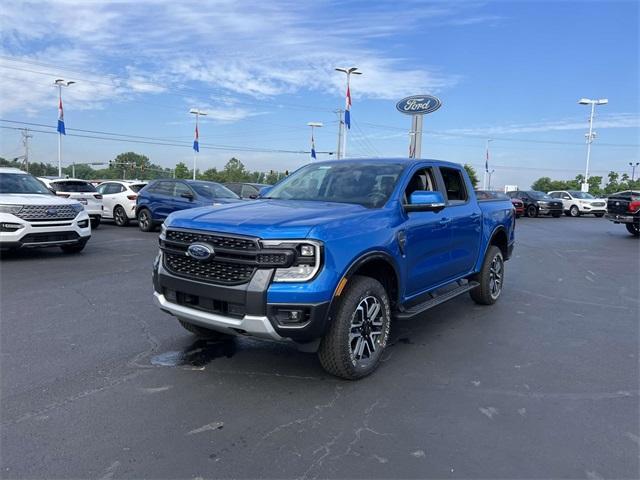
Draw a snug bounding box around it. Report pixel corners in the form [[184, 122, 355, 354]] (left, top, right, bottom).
[[178, 319, 230, 340], [318, 275, 391, 380], [470, 245, 504, 305]]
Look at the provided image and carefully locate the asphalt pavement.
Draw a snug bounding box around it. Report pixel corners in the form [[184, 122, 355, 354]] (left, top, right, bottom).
[[1, 216, 638, 479]]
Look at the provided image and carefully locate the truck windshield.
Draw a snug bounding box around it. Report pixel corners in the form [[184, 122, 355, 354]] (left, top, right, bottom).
[[529, 191, 553, 200], [266, 162, 406, 208], [0, 173, 53, 195]]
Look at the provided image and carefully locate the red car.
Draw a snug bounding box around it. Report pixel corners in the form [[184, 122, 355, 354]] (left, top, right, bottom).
[[511, 198, 524, 217]]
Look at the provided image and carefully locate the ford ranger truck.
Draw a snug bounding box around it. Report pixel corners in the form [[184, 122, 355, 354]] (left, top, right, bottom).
[[153, 159, 516, 379]]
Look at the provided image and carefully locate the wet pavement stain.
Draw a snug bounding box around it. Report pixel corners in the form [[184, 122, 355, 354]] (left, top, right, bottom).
[[151, 338, 236, 367]]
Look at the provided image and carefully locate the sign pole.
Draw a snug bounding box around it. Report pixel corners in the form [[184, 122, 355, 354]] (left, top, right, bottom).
[[396, 95, 440, 159]]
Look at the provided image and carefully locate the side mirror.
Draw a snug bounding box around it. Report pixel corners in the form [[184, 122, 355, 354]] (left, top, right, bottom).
[[403, 191, 446, 213], [180, 192, 194, 201], [258, 186, 272, 198]]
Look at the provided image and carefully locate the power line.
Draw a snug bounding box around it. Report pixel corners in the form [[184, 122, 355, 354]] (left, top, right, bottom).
[[359, 121, 640, 148]]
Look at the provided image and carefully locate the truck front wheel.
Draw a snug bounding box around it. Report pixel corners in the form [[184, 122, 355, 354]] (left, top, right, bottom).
[[318, 275, 391, 380], [470, 246, 504, 305], [626, 223, 640, 237]]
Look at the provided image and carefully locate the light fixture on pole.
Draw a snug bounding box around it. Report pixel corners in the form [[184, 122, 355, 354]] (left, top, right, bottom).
[[630, 162, 640, 182], [307, 122, 323, 160], [335, 67, 362, 159], [578, 97, 608, 192], [189, 108, 207, 180], [54, 79, 75, 177]]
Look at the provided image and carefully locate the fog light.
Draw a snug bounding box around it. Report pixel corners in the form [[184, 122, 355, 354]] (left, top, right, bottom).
[[0, 222, 24, 232], [273, 308, 308, 325], [77, 219, 89, 228]]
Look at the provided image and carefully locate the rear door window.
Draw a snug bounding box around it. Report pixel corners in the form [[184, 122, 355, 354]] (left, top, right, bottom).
[[152, 181, 174, 196], [51, 181, 96, 193], [173, 182, 193, 198], [439, 167, 468, 204]]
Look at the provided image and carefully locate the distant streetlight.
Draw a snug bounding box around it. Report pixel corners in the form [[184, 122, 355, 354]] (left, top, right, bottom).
[[578, 98, 608, 192], [189, 108, 207, 180], [307, 122, 323, 160], [335, 67, 362, 159], [54, 78, 76, 177], [630, 162, 640, 181]]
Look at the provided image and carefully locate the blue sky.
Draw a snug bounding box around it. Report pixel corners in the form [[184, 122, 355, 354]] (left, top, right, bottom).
[[0, 0, 638, 188]]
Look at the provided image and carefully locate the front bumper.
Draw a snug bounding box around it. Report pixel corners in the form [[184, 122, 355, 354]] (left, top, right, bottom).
[[0, 211, 91, 249], [605, 213, 639, 225], [153, 253, 331, 342]]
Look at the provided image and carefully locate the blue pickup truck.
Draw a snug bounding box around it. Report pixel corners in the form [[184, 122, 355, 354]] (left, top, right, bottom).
[[153, 159, 515, 379]]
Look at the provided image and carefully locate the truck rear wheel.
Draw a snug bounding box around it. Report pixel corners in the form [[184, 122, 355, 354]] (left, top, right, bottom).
[[626, 223, 640, 237], [318, 275, 391, 380], [470, 246, 504, 305]]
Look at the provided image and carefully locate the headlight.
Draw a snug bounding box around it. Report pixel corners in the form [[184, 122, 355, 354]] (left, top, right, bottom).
[[160, 222, 167, 236], [262, 240, 322, 282], [0, 204, 23, 214]]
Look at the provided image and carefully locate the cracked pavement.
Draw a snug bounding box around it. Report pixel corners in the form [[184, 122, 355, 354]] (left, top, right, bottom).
[[1, 217, 638, 478]]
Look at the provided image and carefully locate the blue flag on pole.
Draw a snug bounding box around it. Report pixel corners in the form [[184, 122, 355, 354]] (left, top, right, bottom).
[[57, 97, 65, 135], [193, 124, 199, 152], [344, 85, 351, 129]]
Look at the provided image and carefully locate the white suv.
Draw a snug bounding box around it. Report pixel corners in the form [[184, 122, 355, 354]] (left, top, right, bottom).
[[39, 177, 104, 228], [548, 190, 607, 217], [0, 168, 91, 253], [97, 180, 147, 227]]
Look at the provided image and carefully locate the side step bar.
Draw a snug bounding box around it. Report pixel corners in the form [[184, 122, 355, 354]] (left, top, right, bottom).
[[394, 280, 479, 320]]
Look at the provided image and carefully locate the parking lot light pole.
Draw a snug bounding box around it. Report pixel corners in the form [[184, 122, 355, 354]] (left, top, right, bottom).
[[189, 108, 207, 180], [629, 162, 640, 181], [335, 67, 361, 159], [54, 79, 76, 177], [578, 98, 608, 192], [307, 122, 323, 160]]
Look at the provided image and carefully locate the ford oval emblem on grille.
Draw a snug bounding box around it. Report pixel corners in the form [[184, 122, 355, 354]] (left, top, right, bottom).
[[187, 243, 215, 261], [46, 208, 58, 216]]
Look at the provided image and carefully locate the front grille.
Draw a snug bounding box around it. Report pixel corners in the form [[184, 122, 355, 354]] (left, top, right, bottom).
[[21, 231, 79, 244], [607, 199, 630, 214], [164, 252, 255, 285], [592, 202, 606, 207], [163, 288, 245, 318], [165, 230, 257, 250], [16, 204, 79, 221]]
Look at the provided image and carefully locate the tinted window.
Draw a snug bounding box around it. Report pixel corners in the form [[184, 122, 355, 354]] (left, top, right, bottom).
[[174, 182, 193, 197], [191, 182, 238, 199], [529, 191, 553, 200], [241, 185, 259, 198], [568, 191, 595, 199], [102, 183, 124, 195], [151, 181, 174, 195], [129, 183, 146, 193], [225, 183, 242, 195], [51, 180, 96, 193], [267, 162, 406, 208], [440, 167, 468, 203], [0, 173, 53, 194]]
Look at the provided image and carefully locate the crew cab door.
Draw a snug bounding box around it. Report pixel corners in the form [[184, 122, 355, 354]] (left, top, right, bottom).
[[400, 166, 452, 298], [436, 166, 482, 277]]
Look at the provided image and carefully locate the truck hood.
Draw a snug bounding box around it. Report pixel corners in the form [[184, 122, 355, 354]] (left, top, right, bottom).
[[166, 199, 372, 238], [0, 193, 80, 206]]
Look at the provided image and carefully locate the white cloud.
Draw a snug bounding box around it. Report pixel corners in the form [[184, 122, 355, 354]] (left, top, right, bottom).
[[0, 0, 504, 118]]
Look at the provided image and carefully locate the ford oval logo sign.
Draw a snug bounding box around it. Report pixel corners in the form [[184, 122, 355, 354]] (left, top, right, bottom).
[[187, 243, 215, 261], [396, 95, 442, 115], [46, 208, 58, 216]]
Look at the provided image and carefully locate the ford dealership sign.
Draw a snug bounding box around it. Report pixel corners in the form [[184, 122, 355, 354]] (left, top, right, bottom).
[[396, 95, 442, 115]]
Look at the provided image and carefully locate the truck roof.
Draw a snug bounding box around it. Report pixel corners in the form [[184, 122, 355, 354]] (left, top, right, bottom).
[[312, 158, 463, 168]]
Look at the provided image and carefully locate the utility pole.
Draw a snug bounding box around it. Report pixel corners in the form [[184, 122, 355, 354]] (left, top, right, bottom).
[[21, 129, 32, 173], [483, 139, 492, 190]]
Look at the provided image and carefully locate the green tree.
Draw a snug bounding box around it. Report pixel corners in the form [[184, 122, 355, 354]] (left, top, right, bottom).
[[200, 168, 222, 182], [463, 164, 479, 189], [174, 162, 190, 179], [221, 158, 251, 182]]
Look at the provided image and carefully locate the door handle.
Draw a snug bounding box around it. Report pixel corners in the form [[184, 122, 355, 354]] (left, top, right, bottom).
[[470, 213, 481, 219], [439, 217, 451, 225]]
